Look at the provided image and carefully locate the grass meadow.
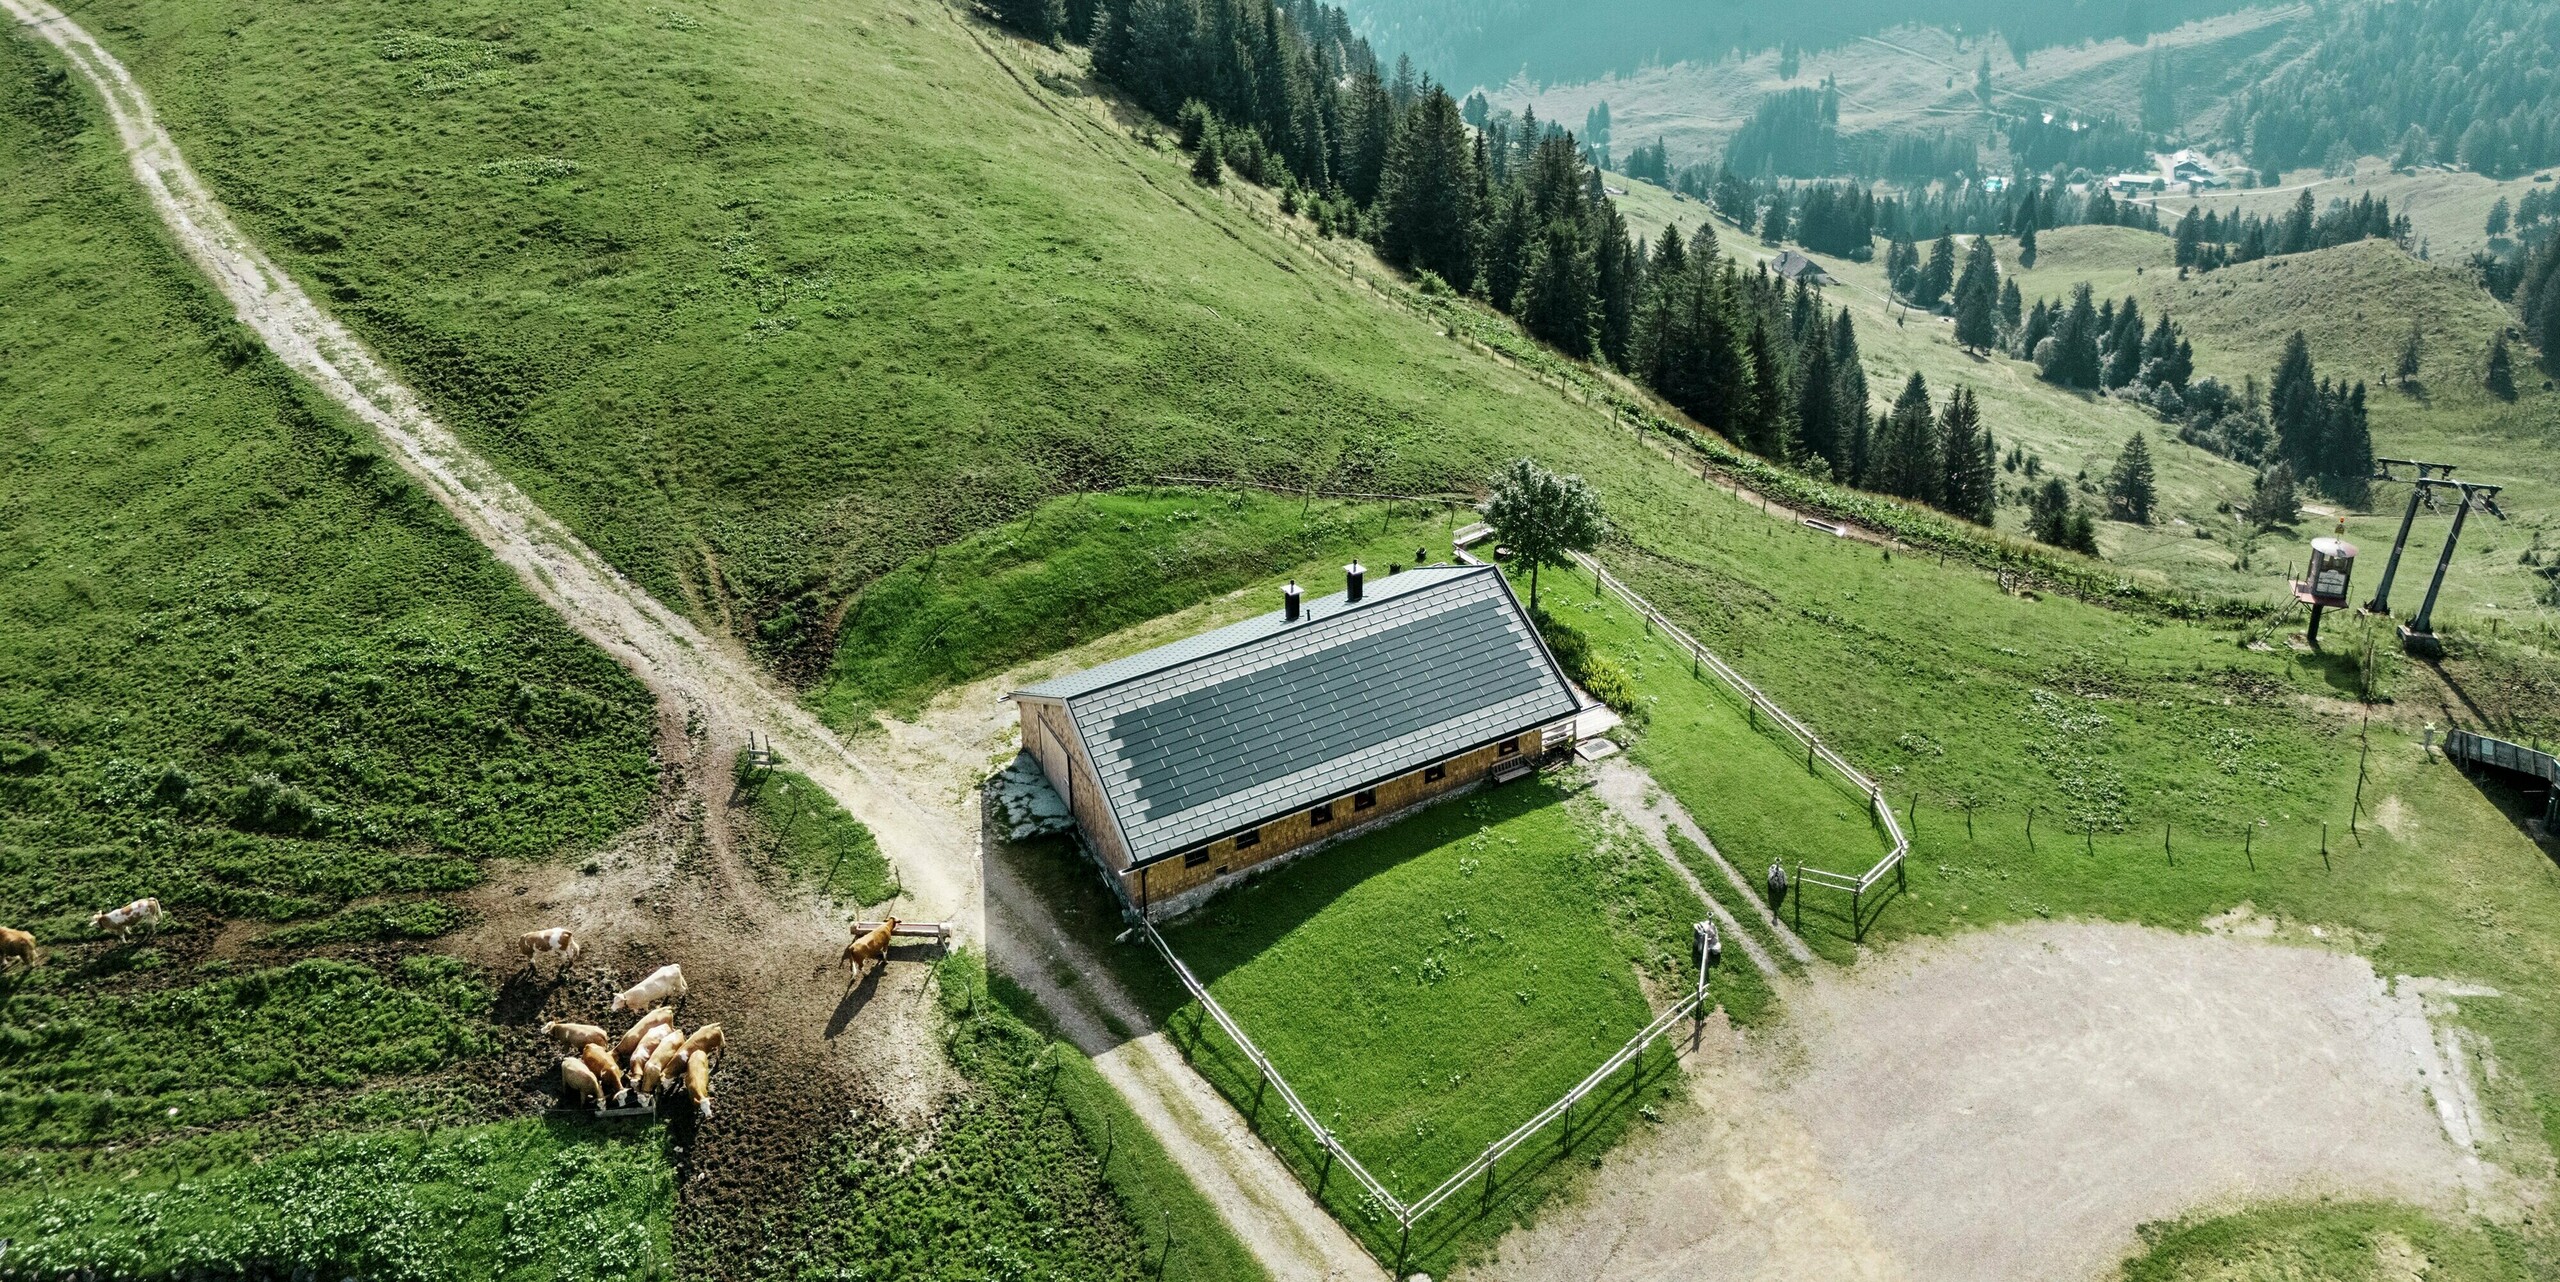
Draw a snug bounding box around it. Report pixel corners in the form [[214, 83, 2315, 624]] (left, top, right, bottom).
[[0, 26, 680, 1274], [61, 0, 1624, 673]]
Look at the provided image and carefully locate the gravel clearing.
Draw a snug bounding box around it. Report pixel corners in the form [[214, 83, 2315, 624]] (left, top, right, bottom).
[[1471, 919, 2486, 1282]]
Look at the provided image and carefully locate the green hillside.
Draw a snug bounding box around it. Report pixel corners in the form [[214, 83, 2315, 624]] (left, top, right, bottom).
[[0, 27, 673, 1267], [68, 0, 1616, 675]]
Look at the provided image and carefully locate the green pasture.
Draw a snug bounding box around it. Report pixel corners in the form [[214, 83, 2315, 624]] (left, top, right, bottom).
[[65, 0, 1618, 658], [731, 760, 897, 905], [2118, 1199, 2536, 1281], [814, 490, 1461, 726]]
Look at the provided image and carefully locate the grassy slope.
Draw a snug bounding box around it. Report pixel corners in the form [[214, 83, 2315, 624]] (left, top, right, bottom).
[[65, 0, 1617, 669], [0, 31, 670, 1270], [2137, 161, 2560, 260]]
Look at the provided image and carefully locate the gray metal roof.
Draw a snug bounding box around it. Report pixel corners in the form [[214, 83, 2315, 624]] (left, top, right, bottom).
[[1014, 564, 1581, 867]]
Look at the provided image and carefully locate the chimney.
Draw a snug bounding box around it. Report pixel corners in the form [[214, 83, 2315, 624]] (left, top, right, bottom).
[[1283, 581, 1302, 622], [1344, 561, 1366, 604]]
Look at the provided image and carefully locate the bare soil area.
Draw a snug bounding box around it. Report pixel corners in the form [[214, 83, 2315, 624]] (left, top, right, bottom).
[[1470, 919, 2489, 1282]]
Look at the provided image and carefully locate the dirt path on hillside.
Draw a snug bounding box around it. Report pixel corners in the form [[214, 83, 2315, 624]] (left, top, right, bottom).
[[7, 4, 1373, 1276], [1588, 757, 1810, 972], [1466, 918, 2499, 1282]]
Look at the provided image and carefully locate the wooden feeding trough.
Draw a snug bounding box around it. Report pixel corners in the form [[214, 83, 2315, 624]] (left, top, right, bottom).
[[2290, 527, 2358, 648], [848, 920, 956, 951]]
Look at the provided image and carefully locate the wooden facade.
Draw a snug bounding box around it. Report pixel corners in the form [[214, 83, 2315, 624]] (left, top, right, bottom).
[[1018, 697, 1568, 918]]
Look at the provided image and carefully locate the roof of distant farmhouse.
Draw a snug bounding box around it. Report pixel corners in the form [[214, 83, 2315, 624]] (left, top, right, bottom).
[[1772, 250, 1830, 282], [1013, 563, 1581, 867]]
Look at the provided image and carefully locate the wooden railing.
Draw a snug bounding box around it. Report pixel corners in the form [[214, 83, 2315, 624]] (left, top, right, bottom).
[[1575, 553, 1909, 939]]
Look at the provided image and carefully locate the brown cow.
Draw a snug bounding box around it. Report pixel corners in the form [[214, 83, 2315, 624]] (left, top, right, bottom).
[[541, 1021, 608, 1053], [842, 918, 899, 979], [579, 1043, 628, 1106], [0, 927, 39, 972], [628, 1024, 673, 1084], [677, 1023, 724, 1071], [560, 1056, 604, 1110], [684, 1046, 714, 1119], [614, 1006, 674, 1060]]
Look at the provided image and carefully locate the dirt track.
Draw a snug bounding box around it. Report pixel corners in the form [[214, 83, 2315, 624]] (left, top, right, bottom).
[[5, 3, 1374, 1275], [1467, 918, 2494, 1282]]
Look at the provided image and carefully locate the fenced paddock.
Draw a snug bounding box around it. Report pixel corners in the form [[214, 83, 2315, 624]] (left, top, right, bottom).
[[1118, 780, 1705, 1273]]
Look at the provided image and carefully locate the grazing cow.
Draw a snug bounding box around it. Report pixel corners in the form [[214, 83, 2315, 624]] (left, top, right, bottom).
[[579, 1043, 628, 1106], [560, 1056, 604, 1110], [842, 918, 899, 978], [684, 1047, 714, 1119], [517, 928, 581, 972], [611, 964, 688, 1014], [643, 1030, 687, 1096], [0, 927, 40, 972], [678, 1023, 724, 1070], [541, 1021, 608, 1052], [89, 898, 163, 939], [628, 1024, 673, 1083], [614, 1006, 675, 1059]]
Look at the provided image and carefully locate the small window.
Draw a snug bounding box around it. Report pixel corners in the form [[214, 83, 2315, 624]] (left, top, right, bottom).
[[1234, 828, 1262, 850], [1311, 802, 1334, 825], [1353, 789, 1377, 811], [1498, 737, 1522, 758], [1184, 848, 1210, 868], [1424, 762, 1447, 783]]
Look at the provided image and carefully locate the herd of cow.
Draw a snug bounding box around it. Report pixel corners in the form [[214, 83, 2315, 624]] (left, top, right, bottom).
[[0, 896, 168, 972], [0, 902, 920, 1126]]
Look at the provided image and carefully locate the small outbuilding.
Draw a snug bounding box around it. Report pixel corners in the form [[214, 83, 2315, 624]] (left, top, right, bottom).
[[1010, 562, 1582, 919], [1771, 250, 1832, 286]]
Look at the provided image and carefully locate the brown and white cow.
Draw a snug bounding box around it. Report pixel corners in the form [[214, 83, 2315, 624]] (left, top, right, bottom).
[[683, 1046, 714, 1119], [642, 1030, 687, 1096], [0, 927, 40, 972], [628, 1024, 674, 1084], [579, 1043, 629, 1106], [611, 964, 687, 1014], [517, 927, 580, 972], [842, 918, 899, 979], [677, 1023, 724, 1071], [541, 1020, 609, 1053], [560, 1056, 604, 1110], [89, 898, 163, 939], [615, 1005, 674, 1060]]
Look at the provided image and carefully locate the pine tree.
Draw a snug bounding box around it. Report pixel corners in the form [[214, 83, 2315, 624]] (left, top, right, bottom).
[[2540, 285, 2560, 377], [1998, 277, 2023, 331], [1830, 308, 1869, 479], [2270, 330, 2323, 476], [2042, 284, 2103, 389], [2174, 210, 2202, 266], [1915, 230, 1957, 309], [1952, 236, 2000, 351], [2106, 433, 2158, 523], [1937, 387, 1996, 524], [1795, 320, 1840, 476], [1876, 372, 1940, 502], [1742, 320, 1790, 457], [1374, 88, 1478, 286], [2103, 298, 2145, 390], [2486, 331, 2517, 399], [2395, 315, 2423, 387], [2028, 476, 2094, 551], [1191, 128, 1224, 184], [2245, 460, 2301, 530], [2328, 382, 2374, 507], [1517, 215, 1600, 358], [2012, 184, 2040, 267], [1760, 193, 1790, 245]]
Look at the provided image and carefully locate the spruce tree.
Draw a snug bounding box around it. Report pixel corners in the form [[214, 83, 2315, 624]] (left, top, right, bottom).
[[1191, 128, 1224, 184], [2329, 382, 2374, 506], [1876, 372, 1940, 502], [2106, 433, 2158, 523], [1952, 236, 2000, 351], [2012, 184, 2040, 267], [1517, 216, 1600, 358], [1373, 88, 1477, 286], [1916, 230, 1958, 309], [2395, 315, 2423, 387], [2103, 298, 2146, 390], [2043, 284, 2103, 389], [2487, 331, 2517, 399], [1742, 321, 1790, 457], [2270, 331, 2323, 477], [1830, 308, 1869, 477], [1937, 387, 1996, 524], [1795, 321, 1840, 475], [2245, 461, 2300, 530], [1998, 277, 2023, 331]]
